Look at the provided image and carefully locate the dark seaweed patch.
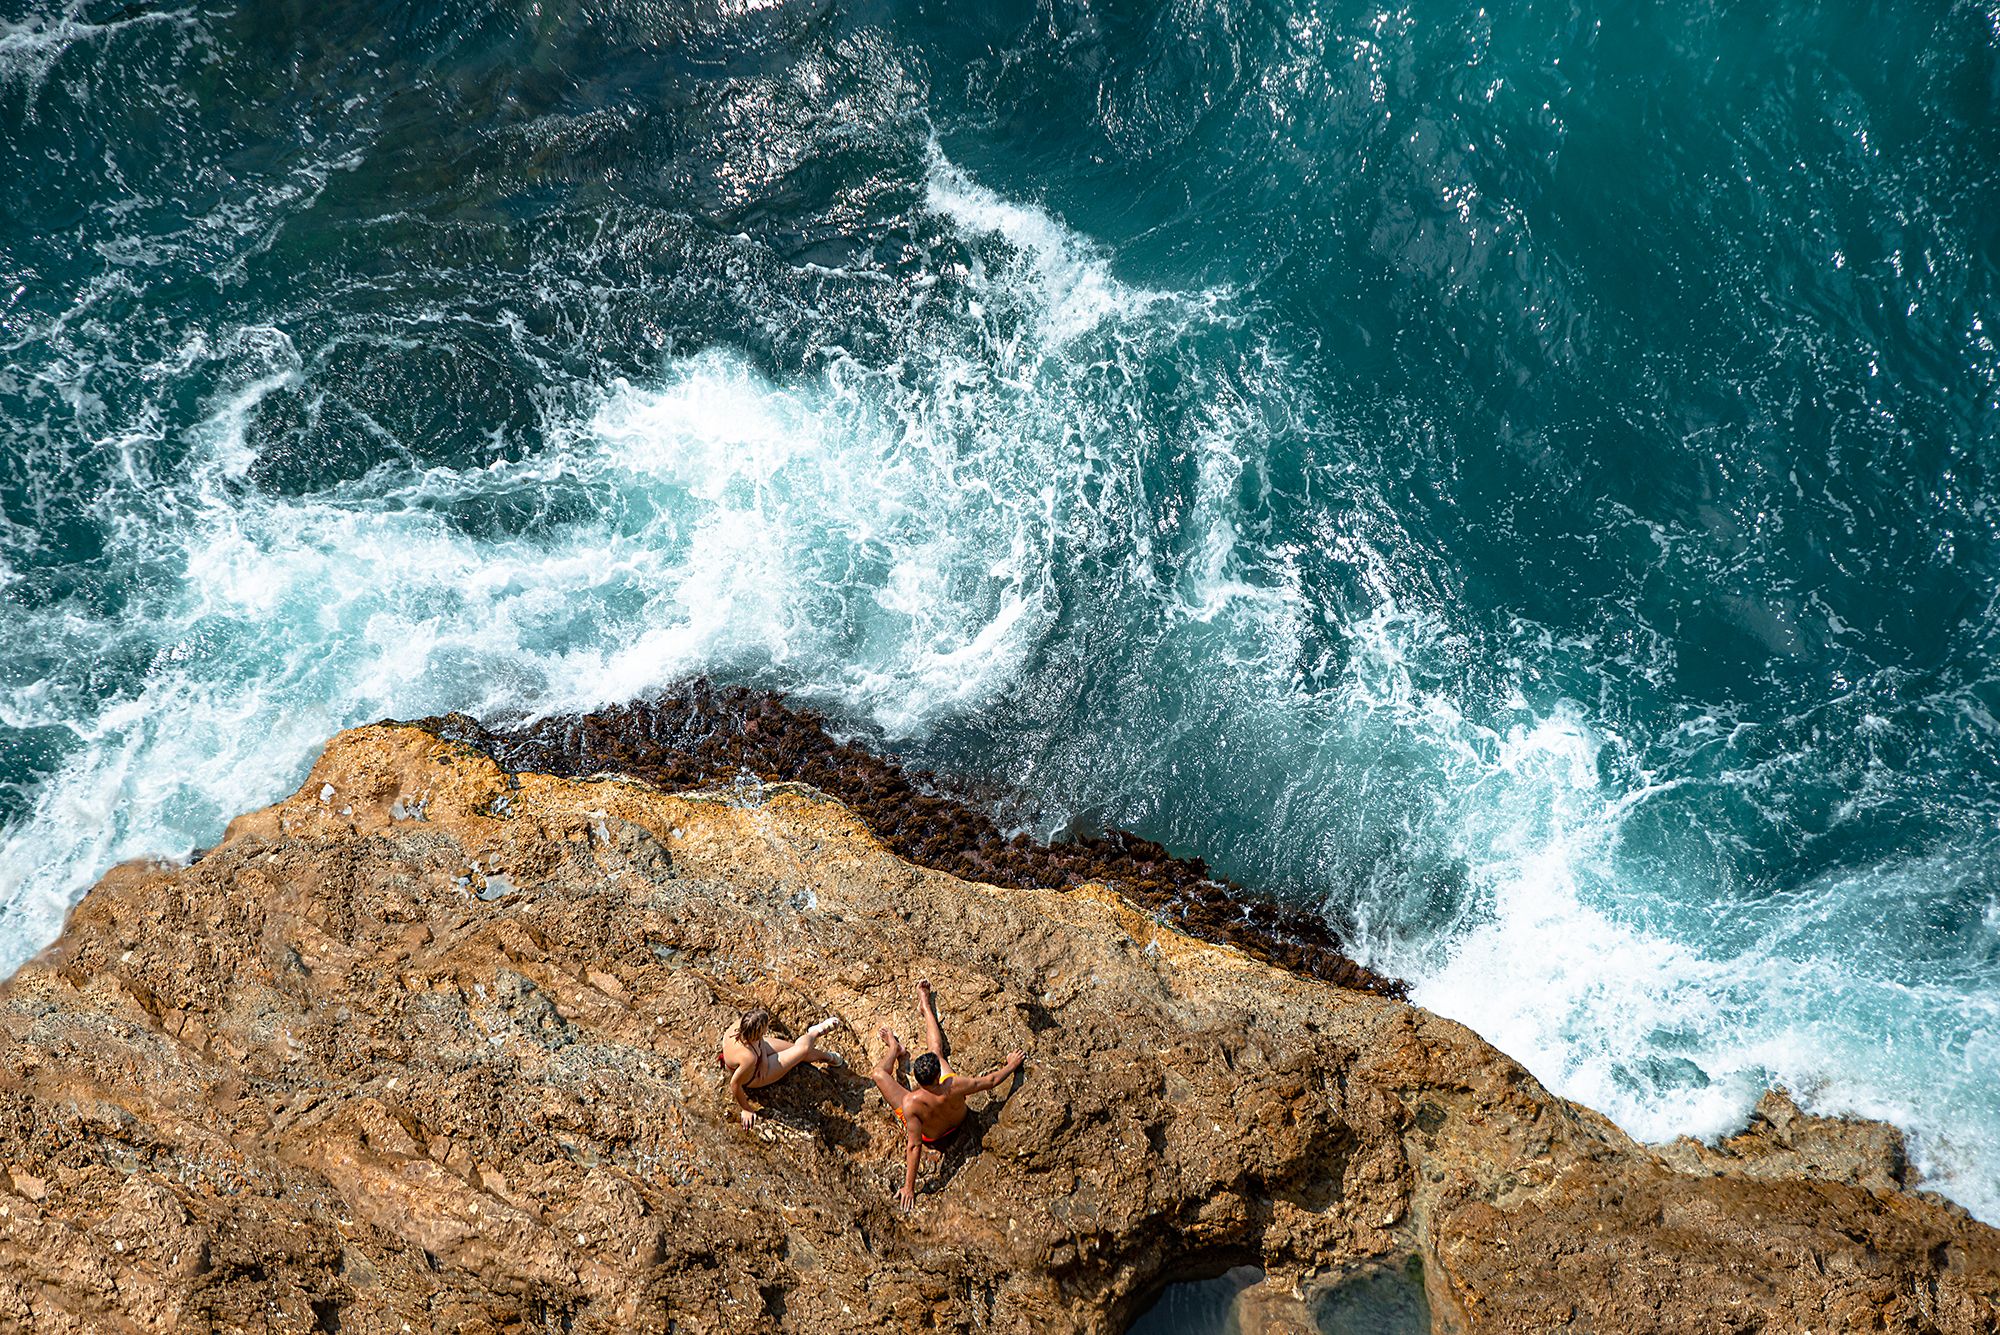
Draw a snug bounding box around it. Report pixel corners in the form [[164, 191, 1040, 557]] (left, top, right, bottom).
[[407, 682, 1404, 999]]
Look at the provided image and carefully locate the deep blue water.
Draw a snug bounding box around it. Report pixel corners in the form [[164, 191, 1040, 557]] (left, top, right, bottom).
[[2, 1, 1996, 1219]]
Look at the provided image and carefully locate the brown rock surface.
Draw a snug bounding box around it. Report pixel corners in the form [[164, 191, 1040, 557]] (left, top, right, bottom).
[[0, 724, 1993, 1334]]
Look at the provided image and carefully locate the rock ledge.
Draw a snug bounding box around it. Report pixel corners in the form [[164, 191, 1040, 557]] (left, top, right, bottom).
[[0, 724, 1994, 1333]]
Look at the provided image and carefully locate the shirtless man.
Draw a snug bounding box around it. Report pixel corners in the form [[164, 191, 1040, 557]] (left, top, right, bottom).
[[870, 979, 1024, 1212]]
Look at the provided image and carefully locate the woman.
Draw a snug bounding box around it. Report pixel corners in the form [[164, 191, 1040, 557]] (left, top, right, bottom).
[[718, 1008, 843, 1126]]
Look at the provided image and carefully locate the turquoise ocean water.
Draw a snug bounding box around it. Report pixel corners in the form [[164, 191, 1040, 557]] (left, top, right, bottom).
[[2, 1, 1997, 1219]]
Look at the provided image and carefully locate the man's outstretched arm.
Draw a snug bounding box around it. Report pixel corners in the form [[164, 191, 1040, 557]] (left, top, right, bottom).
[[964, 1051, 1026, 1094]]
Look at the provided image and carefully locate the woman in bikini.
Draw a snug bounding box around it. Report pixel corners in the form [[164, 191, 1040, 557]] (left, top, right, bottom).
[[718, 1008, 843, 1127]]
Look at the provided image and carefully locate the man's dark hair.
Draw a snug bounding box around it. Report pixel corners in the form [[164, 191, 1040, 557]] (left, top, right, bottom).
[[913, 1053, 943, 1087]]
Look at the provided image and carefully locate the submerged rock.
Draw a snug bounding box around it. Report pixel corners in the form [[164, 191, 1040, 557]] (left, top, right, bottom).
[[0, 723, 1993, 1333]]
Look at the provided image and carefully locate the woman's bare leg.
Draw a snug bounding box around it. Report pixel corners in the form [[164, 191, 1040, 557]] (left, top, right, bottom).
[[916, 979, 949, 1060], [749, 1033, 842, 1088]]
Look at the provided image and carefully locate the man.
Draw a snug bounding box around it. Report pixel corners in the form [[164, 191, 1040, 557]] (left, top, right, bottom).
[[870, 979, 1024, 1212]]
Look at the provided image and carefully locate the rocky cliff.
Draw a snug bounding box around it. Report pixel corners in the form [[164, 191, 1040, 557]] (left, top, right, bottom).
[[0, 723, 1994, 1334]]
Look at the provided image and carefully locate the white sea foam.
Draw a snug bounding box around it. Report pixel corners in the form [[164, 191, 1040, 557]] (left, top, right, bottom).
[[0, 3, 196, 107], [923, 148, 1193, 344], [1342, 596, 2000, 1220], [0, 151, 1173, 967]]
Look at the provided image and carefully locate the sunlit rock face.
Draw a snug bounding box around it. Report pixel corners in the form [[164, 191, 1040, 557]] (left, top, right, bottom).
[[0, 723, 1994, 1334]]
